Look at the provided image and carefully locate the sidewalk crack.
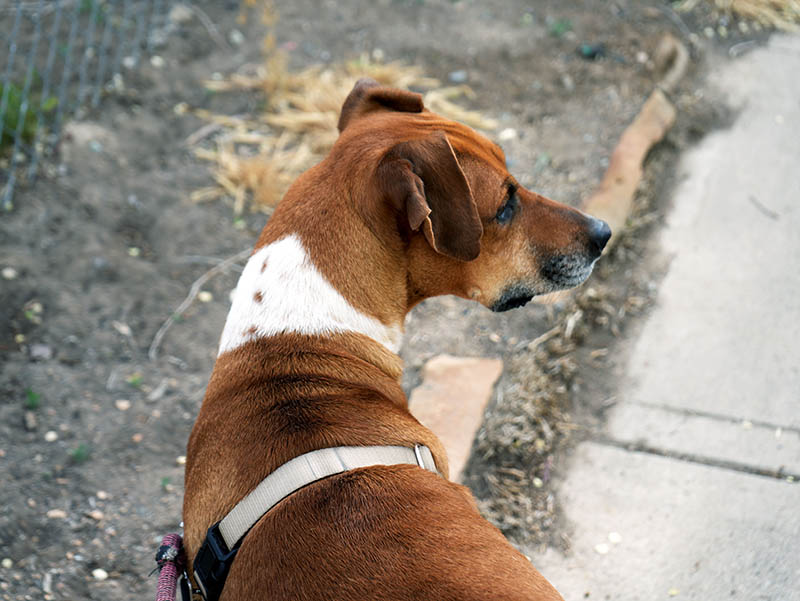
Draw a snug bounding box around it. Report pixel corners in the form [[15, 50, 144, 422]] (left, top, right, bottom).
[[592, 435, 800, 482], [626, 400, 800, 435]]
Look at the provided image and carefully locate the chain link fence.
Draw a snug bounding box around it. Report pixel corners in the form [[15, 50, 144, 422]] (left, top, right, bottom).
[[0, 0, 180, 209]]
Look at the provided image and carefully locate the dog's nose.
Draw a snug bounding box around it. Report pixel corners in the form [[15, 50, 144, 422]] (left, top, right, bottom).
[[587, 217, 612, 257]]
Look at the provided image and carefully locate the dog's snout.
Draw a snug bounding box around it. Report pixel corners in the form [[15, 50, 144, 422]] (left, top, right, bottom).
[[587, 217, 611, 257]]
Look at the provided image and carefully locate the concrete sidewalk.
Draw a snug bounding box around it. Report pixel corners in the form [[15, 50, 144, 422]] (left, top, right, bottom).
[[533, 35, 800, 601]]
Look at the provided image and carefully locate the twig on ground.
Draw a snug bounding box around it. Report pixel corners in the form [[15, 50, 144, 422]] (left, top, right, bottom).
[[185, 122, 223, 146], [655, 34, 691, 94], [748, 194, 780, 220], [524, 326, 561, 351], [176, 255, 246, 271], [730, 40, 759, 57], [148, 248, 251, 361], [178, 2, 231, 51], [658, 2, 695, 42]]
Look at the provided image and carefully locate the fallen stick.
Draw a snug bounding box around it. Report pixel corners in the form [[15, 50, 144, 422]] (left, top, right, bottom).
[[148, 248, 251, 361]]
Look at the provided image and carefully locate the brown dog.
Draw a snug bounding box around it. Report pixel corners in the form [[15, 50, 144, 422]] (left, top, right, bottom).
[[183, 79, 610, 600]]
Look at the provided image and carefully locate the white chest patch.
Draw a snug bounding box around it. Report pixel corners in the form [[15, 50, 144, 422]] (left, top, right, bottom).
[[217, 234, 403, 356]]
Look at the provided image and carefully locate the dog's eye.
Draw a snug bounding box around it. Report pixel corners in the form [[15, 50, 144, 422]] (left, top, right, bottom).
[[495, 189, 517, 225]]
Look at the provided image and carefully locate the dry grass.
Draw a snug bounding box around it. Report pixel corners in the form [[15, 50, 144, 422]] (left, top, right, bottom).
[[190, 3, 497, 214], [467, 279, 634, 544], [679, 0, 800, 30]]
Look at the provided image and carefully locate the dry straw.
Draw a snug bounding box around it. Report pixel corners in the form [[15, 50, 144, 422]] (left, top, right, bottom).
[[678, 0, 800, 30], [190, 3, 497, 214]]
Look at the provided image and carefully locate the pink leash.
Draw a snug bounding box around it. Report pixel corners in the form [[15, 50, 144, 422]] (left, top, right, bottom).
[[154, 533, 187, 601]]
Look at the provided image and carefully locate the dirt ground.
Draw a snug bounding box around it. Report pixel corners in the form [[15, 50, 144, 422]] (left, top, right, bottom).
[[0, 1, 743, 599]]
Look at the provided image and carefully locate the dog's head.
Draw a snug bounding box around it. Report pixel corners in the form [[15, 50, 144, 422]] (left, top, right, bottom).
[[336, 78, 611, 312]]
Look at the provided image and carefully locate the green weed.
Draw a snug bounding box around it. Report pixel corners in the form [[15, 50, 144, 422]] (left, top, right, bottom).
[[69, 443, 91, 464], [0, 81, 59, 151], [24, 388, 41, 410]]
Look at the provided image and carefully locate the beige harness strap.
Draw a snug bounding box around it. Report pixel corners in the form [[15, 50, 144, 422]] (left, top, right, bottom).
[[217, 444, 438, 550]]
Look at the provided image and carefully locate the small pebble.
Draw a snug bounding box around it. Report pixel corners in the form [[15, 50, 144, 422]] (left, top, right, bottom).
[[668, 588, 679, 597], [42, 571, 53, 594], [488, 332, 501, 343], [176, 456, 187, 465], [122, 56, 136, 70], [636, 51, 648, 64], [150, 55, 165, 68], [198, 291, 213, 303], [24, 411, 37, 432], [30, 344, 53, 360], [92, 568, 108, 581], [131, 433, 143, 443], [128, 247, 141, 257], [532, 477, 543, 488], [169, 3, 193, 24], [703, 26, 715, 38], [371, 48, 385, 62], [594, 543, 610, 555], [608, 531, 622, 544], [114, 399, 131, 411], [46, 509, 67, 519], [87, 510, 104, 521], [1, 558, 12, 569], [15, 334, 25, 343], [498, 128, 518, 141], [1, 267, 17, 280], [97, 491, 109, 500], [448, 70, 468, 84], [717, 25, 728, 38], [741, 420, 753, 430], [44, 431, 58, 442], [229, 30, 245, 46], [112, 321, 131, 336]]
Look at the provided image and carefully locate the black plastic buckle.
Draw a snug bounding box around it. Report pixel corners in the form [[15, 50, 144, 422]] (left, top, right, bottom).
[[193, 522, 240, 601], [177, 570, 192, 601]]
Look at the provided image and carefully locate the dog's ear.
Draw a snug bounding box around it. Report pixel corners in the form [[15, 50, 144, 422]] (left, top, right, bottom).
[[377, 131, 482, 262], [338, 78, 424, 133]]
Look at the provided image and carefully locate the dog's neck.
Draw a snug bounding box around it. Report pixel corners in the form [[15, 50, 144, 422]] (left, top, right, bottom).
[[216, 156, 417, 370], [218, 234, 404, 358]]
